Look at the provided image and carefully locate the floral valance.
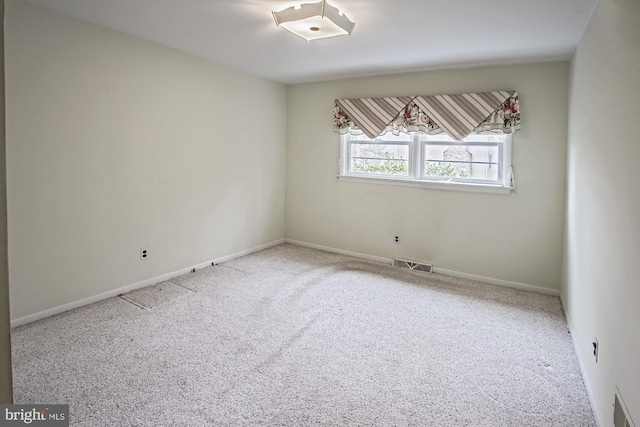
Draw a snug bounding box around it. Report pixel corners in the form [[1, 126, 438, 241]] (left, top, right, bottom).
[[334, 91, 520, 141]]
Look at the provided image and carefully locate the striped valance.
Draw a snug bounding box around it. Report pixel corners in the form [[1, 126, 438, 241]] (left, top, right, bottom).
[[333, 91, 520, 141]]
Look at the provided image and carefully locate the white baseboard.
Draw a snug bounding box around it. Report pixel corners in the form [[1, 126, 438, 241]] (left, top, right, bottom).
[[433, 267, 560, 296], [11, 239, 285, 328], [285, 239, 393, 264], [285, 239, 559, 296], [559, 293, 602, 427]]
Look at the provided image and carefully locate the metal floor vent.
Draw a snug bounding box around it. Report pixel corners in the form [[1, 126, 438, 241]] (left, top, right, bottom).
[[393, 258, 433, 273], [614, 387, 636, 427]]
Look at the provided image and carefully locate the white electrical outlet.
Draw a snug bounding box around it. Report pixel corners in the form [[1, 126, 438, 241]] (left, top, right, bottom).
[[140, 248, 148, 260], [592, 337, 598, 362], [394, 235, 399, 244]]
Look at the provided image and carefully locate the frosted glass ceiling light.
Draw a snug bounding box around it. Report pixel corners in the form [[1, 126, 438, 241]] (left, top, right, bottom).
[[272, 0, 355, 41]]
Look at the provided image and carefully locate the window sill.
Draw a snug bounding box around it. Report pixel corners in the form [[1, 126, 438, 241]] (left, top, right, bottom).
[[336, 175, 513, 194]]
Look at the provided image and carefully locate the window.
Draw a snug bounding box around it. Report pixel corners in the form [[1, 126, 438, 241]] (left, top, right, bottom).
[[339, 132, 513, 194], [344, 132, 412, 178]]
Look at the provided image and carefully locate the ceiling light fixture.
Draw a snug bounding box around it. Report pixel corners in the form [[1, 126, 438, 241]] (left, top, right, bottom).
[[272, 0, 355, 41]]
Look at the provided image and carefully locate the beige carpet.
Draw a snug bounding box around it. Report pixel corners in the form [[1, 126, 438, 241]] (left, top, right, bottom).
[[11, 243, 595, 426]]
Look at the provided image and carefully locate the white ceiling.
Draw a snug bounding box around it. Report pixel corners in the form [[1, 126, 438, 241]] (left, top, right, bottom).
[[27, 0, 598, 84]]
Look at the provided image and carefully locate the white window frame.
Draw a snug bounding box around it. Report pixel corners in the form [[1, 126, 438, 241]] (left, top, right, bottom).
[[339, 132, 513, 194]]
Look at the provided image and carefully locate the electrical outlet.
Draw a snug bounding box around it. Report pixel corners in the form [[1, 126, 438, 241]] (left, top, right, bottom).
[[592, 337, 598, 362], [140, 248, 148, 260], [394, 235, 400, 244]]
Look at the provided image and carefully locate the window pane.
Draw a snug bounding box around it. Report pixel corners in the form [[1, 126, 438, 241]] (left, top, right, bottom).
[[424, 144, 499, 181], [350, 143, 409, 176]]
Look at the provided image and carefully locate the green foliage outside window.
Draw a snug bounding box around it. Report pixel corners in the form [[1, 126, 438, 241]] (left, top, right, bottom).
[[425, 162, 470, 178], [352, 152, 408, 175]]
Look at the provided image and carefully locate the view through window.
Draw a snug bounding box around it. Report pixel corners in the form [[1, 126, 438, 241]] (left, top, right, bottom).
[[340, 132, 512, 192]]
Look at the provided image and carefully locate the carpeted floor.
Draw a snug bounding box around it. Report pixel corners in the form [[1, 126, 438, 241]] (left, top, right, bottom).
[[11, 244, 595, 426]]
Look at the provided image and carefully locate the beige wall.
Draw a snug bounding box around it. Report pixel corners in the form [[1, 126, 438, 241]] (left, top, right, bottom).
[[286, 62, 569, 291], [5, 0, 287, 320], [563, 0, 640, 424], [1, 0, 14, 404]]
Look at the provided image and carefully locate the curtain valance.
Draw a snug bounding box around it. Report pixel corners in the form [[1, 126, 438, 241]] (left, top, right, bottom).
[[333, 91, 520, 141]]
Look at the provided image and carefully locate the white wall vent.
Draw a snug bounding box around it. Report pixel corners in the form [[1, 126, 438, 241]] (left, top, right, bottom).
[[614, 386, 636, 427], [393, 258, 433, 273]]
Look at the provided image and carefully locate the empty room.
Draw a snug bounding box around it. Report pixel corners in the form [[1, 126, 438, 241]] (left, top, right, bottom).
[[0, 0, 638, 425]]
